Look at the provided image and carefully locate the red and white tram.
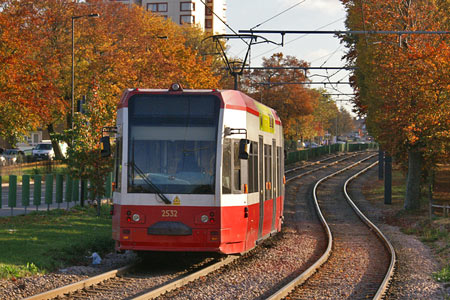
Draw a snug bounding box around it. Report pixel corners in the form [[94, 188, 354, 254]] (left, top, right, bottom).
[[109, 84, 284, 254]]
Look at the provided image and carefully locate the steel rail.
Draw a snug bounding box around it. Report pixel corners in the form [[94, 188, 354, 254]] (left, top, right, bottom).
[[130, 255, 239, 300], [23, 255, 238, 300], [284, 152, 349, 174], [22, 152, 376, 300], [267, 153, 378, 300], [343, 161, 396, 300], [285, 152, 362, 183], [23, 264, 134, 300], [132, 153, 372, 300]]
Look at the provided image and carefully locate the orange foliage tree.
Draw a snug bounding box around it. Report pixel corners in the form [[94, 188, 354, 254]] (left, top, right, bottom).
[[242, 53, 318, 140], [340, 0, 450, 209], [0, 0, 62, 145], [241, 54, 344, 147], [0, 0, 220, 140], [0, 0, 221, 204]]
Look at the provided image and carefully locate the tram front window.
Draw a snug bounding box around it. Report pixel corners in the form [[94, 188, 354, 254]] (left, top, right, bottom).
[[128, 94, 220, 194]]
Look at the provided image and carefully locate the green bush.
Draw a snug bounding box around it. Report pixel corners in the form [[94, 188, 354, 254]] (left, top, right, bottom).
[[433, 265, 450, 282]]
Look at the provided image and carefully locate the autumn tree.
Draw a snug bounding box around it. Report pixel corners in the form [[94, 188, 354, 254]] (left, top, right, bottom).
[[0, 0, 221, 205], [0, 0, 61, 146], [242, 53, 318, 140], [65, 0, 221, 204], [329, 107, 355, 137], [340, 0, 450, 209], [0, 0, 220, 142], [311, 90, 340, 137]]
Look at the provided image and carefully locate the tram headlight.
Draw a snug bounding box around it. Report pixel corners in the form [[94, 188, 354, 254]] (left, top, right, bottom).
[[201, 215, 209, 223], [132, 213, 140, 222]]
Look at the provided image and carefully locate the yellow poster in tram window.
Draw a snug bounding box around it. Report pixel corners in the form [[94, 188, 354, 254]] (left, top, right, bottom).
[[255, 102, 275, 134]]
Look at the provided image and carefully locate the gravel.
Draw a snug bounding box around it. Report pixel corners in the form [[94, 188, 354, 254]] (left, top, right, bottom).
[[281, 158, 387, 300], [0, 251, 138, 300], [156, 176, 327, 300], [0, 156, 447, 299], [349, 167, 447, 300]]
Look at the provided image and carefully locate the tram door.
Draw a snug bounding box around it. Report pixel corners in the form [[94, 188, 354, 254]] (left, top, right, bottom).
[[258, 136, 264, 239], [271, 139, 277, 232]]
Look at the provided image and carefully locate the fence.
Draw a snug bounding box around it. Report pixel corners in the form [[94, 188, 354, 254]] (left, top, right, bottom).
[[285, 142, 378, 165], [2, 143, 378, 216], [0, 173, 113, 215], [0, 159, 60, 177], [429, 164, 450, 218], [430, 203, 450, 217]]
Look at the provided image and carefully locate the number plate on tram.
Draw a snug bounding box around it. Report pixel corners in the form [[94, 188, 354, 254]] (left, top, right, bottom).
[[161, 209, 178, 218]]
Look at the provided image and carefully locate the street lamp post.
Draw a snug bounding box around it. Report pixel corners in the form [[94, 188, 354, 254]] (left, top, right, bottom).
[[71, 13, 100, 137]]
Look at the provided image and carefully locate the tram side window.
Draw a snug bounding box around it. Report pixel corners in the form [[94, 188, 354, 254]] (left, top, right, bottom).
[[273, 140, 277, 199], [233, 142, 241, 191], [264, 144, 272, 200], [248, 141, 258, 193], [222, 139, 232, 194], [277, 146, 281, 199], [114, 137, 122, 192]]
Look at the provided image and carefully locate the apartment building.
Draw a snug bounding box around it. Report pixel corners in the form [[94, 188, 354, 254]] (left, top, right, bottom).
[[111, 0, 226, 34]]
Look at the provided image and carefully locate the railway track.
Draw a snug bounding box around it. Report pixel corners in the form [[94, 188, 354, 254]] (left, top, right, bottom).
[[285, 152, 361, 182], [24, 253, 235, 300], [284, 152, 349, 174], [25, 151, 394, 300], [270, 156, 396, 300]]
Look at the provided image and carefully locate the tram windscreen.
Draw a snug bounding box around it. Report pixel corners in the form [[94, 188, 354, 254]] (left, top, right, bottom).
[[127, 94, 220, 194]]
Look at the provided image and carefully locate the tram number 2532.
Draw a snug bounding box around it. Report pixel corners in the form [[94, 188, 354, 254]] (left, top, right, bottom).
[[162, 209, 178, 218]]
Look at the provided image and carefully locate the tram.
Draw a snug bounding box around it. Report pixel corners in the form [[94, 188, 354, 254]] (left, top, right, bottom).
[[105, 84, 284, 254]]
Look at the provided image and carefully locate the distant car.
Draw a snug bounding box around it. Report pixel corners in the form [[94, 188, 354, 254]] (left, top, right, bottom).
[[3, 148, 25, 165], [303, 142, 319, 148], [0, 155, 5, 166], [32, 142, 54, 160], [32, 141, 68, 161]]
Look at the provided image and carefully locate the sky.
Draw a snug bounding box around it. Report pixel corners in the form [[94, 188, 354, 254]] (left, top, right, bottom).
[[224, 0, 354, 113]]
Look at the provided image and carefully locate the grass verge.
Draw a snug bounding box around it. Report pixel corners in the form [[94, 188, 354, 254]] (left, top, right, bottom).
[[0, 205, 113, 279], [363, 165, 450, 285]]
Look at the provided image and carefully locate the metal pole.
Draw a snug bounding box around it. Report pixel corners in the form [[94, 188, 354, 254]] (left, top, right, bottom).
[[239, 29, 450, 35], [335, 115, 338, 139], [71, 14, 99, 140], [80, 178, 85, 207], [71, 17, 75, 138]]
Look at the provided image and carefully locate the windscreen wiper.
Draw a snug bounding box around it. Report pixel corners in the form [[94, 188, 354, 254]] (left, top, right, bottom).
[[130, 162, 171, 205]]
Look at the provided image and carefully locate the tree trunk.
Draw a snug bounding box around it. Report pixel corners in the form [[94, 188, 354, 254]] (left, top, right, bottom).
[[96, 197, 101, 216], [47, 123, 64, 160], [404, 148, 423, 210]]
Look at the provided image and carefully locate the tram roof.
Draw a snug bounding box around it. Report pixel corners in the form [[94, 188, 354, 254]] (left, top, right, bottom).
[[118, 88, 281, 125]]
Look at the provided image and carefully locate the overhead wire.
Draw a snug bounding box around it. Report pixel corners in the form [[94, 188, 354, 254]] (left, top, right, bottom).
[[224, 2, 354, 108], [250, 0, 307, 30], [198, 0, 249, 45], [251, 17, 346, 60], [232, 0, 309, 58], [319, 45, 343, 67]]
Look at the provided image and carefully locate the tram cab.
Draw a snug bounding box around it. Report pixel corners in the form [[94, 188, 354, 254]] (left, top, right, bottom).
[[106, 84, 284, 254]]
